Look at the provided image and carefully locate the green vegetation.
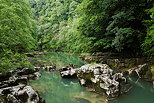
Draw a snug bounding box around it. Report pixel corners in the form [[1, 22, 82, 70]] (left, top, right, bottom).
[[29, 0, 93, 52], [142, 6, 154, 59], [0, 0, 154, 72], [0, 0, 36, 71], [29, 0, 153, 56]]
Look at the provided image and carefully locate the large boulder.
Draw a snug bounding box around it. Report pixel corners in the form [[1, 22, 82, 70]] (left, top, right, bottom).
[[77, 64, 127, 98], [0, 68, 43, 103], [0, 84, 44, 103]]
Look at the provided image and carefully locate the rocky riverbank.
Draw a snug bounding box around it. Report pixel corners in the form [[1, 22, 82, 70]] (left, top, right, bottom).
[[1, 52, 153, 103], [77, 64, 129, 98], [60, 63, 132, 100], [80, 53, 154, 83], [59, 53, 154, 101], [0, 68, 44, 103]]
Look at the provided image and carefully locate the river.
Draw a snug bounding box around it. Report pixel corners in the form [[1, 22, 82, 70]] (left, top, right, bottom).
[[30, 52, 154, 103]]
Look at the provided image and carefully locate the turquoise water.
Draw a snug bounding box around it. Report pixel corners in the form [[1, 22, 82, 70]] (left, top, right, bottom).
[[111, 77, 154, 103], [31, 71, 107, 103], [30, 52, 106, 103], [30, 52, 154, 103]]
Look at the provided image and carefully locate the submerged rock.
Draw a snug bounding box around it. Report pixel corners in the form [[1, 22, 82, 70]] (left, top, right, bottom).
[[77, 64, 127, 98]]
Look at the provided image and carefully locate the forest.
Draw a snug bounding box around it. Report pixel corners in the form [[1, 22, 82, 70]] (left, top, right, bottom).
[[0, 0, 154, 72]]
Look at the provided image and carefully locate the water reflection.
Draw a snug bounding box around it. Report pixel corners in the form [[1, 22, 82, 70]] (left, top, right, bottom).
[[31, 52, 85, 69]]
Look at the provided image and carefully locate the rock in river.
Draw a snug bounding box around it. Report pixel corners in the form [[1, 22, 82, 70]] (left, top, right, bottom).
[[60, 66, 78, 78], [34, 65, 56, 72], [77, 64, 127, 98]]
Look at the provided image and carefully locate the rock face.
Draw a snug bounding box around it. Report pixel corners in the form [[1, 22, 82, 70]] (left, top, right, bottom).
[[80, 53, 146, 70], [0, 84, 44, 103], [60, 66, 78, 78], [77, 64, 127, 98]]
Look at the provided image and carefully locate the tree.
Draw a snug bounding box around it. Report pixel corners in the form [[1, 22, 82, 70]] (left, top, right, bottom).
[[142, 5, 154, 59], [75, 0, 152, 55], [0, 0, 36, 71]]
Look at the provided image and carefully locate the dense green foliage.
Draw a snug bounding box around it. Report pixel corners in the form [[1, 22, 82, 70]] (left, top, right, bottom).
[[0, 0, 153, 72], [0, 0, 36, 71], [29, 0, 94, 52], [142, 5, 154, 59], [76, 0, 152, 54], [30, 0, 153, 57]]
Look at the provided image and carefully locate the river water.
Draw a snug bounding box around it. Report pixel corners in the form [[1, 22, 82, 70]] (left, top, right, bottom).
[[30, 52, 154, 103], [111, 77, 154, 103]]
